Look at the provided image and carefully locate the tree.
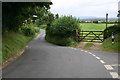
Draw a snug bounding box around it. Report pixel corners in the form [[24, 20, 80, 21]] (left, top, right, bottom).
[[48, 16, 79, 37], [93, 19, 98, 23], [118, 11, 120, 25], [55, 13, 59, 19], [2, 2, 52, 31]]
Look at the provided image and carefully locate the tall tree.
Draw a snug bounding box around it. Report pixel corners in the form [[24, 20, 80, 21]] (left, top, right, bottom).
[[2, 2, 52, 31]]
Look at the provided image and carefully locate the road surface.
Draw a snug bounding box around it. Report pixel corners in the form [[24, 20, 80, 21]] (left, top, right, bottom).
[[2, 30, 119, 78]]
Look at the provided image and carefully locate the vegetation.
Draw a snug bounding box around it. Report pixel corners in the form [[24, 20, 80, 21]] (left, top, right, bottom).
[[104, 25, 120, 39], [79, 23, 114, 31], [2, 2, 52, 64], [2, 2, 52, 31], [93, 19, 99, 23], [101, 33, 120, 52], [2, 31, 36, 62], [39, 24, 47, 30], [83, 43, 94, 49], [19, 24, 40, 36], [46, 16, 79, 46], [101, 24, 120, 52]]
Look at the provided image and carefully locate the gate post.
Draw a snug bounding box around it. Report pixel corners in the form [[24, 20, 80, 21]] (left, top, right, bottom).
[[76, 29, 79, 42]]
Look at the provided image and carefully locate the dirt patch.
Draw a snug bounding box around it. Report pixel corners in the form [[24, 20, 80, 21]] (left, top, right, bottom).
[[77, 42, 102, 51]]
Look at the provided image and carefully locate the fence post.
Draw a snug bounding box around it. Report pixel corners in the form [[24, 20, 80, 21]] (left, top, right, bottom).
[[103, 30, 105, 41], [76, 29, 78, 42]]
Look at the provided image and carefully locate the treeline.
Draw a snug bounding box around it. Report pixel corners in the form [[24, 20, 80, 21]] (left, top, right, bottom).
[[79, 20, 118, 24], [2, 2, 53, 32]]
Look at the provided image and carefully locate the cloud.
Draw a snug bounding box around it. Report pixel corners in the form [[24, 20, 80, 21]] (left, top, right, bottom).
[[50, 0, 119, 17]]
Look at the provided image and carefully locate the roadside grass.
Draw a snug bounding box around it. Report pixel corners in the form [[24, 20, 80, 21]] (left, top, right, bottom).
[[45, 34, 77, 47], [83, 43, 95, 49], [2, 31, 38, 62], [101, 33, 120, 52], [79, 23, 114, 31]]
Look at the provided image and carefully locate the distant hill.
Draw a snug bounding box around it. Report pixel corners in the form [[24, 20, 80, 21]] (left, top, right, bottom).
[[78, 16, 118, 21]]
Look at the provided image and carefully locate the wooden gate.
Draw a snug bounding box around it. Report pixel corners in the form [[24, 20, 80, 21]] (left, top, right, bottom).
[[76, 30, 105, 42]]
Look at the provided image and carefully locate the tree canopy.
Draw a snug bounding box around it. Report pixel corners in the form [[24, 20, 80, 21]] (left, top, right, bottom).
[[2, 2, 52, 31]]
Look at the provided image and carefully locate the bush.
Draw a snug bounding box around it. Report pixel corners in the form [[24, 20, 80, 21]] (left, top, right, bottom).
[[45, 34, 77, 46], [46, 16, 79, 46], [19, 24, 40, 36], [104, 25, 120, 39], [47, 16, 79, 37], [93, 19, 98, 23]]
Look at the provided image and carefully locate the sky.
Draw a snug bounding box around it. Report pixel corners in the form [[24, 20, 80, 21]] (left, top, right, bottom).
[[50, 0, 119, 18]]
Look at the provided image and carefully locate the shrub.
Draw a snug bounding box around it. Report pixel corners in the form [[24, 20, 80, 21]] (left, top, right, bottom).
[[19, 24, 36, 36], [46, 16, 79, 46], [47, 16, 80, 37], [104, 25, 120, 39], [45, 34, 78, 46], [93, 19, 98, 23]]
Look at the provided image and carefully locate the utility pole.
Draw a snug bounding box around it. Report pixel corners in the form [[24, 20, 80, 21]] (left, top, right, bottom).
[[106, 13, 108, 29]]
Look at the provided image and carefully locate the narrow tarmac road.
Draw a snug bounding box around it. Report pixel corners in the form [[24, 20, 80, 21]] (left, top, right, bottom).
[[2, 30, 119, 78]]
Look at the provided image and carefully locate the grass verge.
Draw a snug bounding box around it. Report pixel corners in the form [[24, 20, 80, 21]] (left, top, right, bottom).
[[83, 43, 95, 49], [2, 31, 39, 64], [101, 33, 120, 52]]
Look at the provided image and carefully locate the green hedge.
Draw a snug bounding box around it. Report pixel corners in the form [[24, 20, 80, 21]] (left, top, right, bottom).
[[46, 16, 79, 37], [46, 16, 79, 46], [104, 25, 120, 39]]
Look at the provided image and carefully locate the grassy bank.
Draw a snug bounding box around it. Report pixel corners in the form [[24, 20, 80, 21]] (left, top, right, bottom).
[[101, 33, 120, 52], [2, 31, 38, 62]]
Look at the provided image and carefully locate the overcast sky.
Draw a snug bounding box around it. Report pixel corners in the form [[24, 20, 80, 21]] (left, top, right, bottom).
[[50, 0, 119, 18]]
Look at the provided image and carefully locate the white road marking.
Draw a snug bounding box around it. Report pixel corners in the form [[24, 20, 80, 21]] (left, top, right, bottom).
[[70, 48, 76, 50], [104, 65, 114, 70], [89, 52, 92, 54], [111, 64, 120, 67], [110, 72, 119, 78], [92, 54, 96, 57], [85, 51, 88, 53], [81, 50, 84, 51], [100, 60, 105, 64], [95, 57, 100, 60]]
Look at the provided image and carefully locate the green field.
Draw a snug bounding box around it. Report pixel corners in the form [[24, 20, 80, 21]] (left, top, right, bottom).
[[79, 23, 114, 31]]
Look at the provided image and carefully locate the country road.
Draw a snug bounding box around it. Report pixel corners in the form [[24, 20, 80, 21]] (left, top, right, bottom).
[[2, 30, 120, 78]]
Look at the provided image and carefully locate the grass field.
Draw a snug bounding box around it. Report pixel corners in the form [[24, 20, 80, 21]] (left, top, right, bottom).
[[79, 23, 114, 31]]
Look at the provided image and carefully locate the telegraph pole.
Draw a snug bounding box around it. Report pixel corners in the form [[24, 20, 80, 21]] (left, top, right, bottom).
[[106, 13, 108, 29]]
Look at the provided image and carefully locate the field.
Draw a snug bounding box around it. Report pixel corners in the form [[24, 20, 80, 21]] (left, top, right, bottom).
[[79, 23, 114, 31]]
